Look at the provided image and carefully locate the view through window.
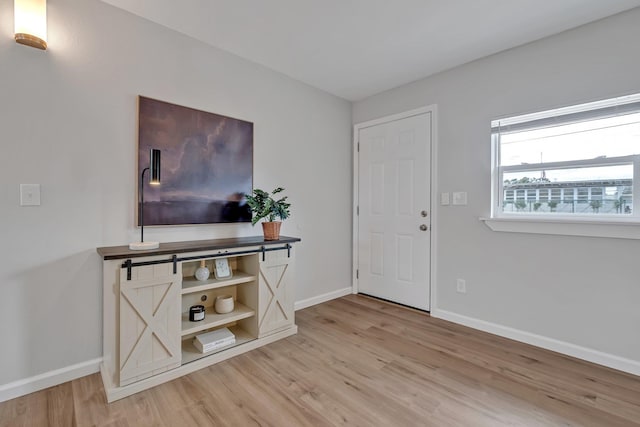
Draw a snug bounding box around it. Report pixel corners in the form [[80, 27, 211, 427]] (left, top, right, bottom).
[[492, 93, 640, 218]]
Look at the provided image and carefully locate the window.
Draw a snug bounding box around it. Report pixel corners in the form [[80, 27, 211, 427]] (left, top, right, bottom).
[[492, 93, 640, 220]]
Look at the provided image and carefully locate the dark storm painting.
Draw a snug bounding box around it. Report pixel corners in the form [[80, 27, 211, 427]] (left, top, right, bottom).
[[137, 96, 253, 225]]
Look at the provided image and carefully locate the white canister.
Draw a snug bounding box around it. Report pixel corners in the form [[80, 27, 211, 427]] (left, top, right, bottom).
[[214, 295, 234, 314]]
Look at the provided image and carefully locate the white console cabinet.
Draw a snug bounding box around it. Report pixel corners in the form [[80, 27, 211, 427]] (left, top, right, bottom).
[[97, 236, 299, 402]]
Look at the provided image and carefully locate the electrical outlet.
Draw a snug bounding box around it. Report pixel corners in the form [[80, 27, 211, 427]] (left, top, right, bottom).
[[456, 279, 466, 293]]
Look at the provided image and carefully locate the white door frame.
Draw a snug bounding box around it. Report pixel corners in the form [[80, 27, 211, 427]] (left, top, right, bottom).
[[352, 105, 438, 311]]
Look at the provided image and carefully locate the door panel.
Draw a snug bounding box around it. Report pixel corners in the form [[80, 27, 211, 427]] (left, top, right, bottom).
[[258, 248, 294, 337], [358, 112, 431, 310], [119, 263, 181, 386]]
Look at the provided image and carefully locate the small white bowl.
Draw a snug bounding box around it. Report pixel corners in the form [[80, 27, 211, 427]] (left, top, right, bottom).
[[214, 295, 234, 314]]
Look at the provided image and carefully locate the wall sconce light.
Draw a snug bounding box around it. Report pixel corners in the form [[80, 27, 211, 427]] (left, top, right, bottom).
[[130, 149, 161, 250], [14, 0, 47, 50]]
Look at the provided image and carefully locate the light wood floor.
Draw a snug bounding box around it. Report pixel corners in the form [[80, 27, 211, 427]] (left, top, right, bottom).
[[2, 294, 640, 426]]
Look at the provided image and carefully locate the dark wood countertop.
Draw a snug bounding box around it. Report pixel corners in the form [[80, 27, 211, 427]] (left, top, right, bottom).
[[97, 235, 301, 260]]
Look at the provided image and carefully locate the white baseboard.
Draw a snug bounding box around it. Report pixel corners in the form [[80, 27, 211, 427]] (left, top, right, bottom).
[[431, 308, 640, 377], [295, 287, 353, 311], [0, 358, 102, 403]]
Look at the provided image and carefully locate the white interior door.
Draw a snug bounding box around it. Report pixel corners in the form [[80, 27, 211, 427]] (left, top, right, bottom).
[[357, 112, 431, 310]]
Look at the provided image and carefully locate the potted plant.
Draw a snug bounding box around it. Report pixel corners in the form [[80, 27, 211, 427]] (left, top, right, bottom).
[[245, 187, 291, 240]]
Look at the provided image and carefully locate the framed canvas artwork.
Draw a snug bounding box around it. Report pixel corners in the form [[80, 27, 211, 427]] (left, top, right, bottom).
[[137, 96, 253, 225]]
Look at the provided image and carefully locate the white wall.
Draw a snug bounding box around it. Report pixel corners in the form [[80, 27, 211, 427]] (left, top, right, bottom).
[[0, 0, 352, 386], [354, 8, 640, 366]]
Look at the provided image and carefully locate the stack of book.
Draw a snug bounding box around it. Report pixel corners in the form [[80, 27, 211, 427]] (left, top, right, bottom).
[[193, 327, 236, 353]]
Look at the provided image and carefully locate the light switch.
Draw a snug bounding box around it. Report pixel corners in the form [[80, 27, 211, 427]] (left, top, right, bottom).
[[20, 184, 41, 206], [440, 192, 450, 205], [452, 191, 467, 206]]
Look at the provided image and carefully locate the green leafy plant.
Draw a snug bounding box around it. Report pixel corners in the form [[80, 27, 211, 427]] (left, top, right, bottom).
[[547, 200, 558, 212], [245, 187, 291, 226], [533, 202, 542, 211], [614, 197, 623, 213], [514, 200, 527, 211]]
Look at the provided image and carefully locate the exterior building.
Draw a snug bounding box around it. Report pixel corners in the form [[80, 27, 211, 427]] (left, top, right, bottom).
[[503, 178, 632, 214]]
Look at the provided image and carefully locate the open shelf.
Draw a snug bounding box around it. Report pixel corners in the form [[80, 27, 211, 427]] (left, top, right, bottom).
[[181, 326, 255, 365], [180, 303, 255, 336], [181, 271, 256, 295]]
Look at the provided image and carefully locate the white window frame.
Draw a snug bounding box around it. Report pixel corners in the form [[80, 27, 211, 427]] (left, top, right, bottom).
[[483, 93, 640, 239]]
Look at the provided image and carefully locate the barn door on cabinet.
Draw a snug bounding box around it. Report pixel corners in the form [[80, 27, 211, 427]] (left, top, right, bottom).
[[119, 263, 181, 386]]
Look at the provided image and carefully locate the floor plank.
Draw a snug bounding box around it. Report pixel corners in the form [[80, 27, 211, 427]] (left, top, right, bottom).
[[1, 294, 639, 426]]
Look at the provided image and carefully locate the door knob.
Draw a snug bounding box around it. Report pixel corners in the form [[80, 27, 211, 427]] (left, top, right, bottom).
[[420, 224, 428, 231], [421, 210, 428, 217]]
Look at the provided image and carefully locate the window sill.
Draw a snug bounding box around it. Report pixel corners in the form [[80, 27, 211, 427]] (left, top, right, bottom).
[[480, 216, 640, 239]]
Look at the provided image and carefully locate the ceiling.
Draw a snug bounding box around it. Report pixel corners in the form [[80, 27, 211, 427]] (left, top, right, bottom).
[[101, 0, 640, 101]]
